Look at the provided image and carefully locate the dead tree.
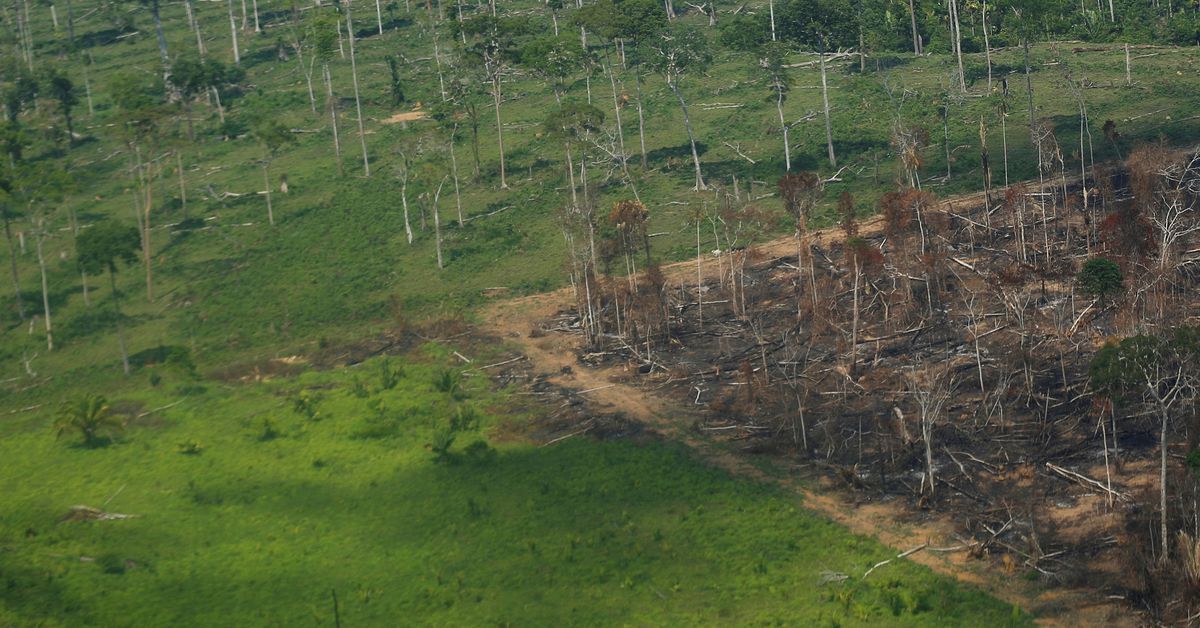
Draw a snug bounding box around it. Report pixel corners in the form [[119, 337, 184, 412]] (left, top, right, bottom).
[[904, 362, 956, 501], [778, 172, 823, 317]]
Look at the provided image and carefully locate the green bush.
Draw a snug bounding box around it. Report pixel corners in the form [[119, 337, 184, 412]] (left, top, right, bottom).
[[1078, 257, 1123, 299]]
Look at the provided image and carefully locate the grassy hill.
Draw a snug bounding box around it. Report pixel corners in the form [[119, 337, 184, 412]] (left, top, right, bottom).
[[2, 0, 1198, 623], [2, 0, 1199, 384]]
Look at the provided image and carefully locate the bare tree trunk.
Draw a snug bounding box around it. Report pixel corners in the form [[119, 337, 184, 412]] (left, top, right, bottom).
[[635, 70, 648, 170], [34, 219, 51, 351], [696, 217, 703, 327], [849, 256, 860, 377], [769, 0, 776, 40], [777, 87, 790, 171], [1124, 43, 1131, 86], [1023, 39, 1035, 137], [150, 0, 170, 68], [982, 0, 992, 92], [668, 79, 705, 190], [346, 5, 370, 176], [142, 161, 154, 302], [375, 0, 384, 33], [448, 125, 463, 224], [492, 74, 507, 188], [818, 46, 837, 167], [605, 50, 629, 175], [399, 163, 413, 243], [908, 0, 922, 55], [83, 58, 94, 116], [227, 0, 241, 64], [949, 0, 966, 92], [211, 86, 226, 124], [252, 0, 261, 32], [432, 176, 447, 268], [185, 0, 207, 58], [323, 64, 345, 176], [263, 160, 274, 225], [2, 209, 25, 320], [565, 142, 578, 207], [1162, 405, 1170, 560], [298, 44, 317, 113], [65, 0, 74, 47], [176, 151, 188, 220]]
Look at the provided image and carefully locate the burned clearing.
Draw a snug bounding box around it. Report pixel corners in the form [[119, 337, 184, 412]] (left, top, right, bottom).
[[540, 146, 1200, 623]]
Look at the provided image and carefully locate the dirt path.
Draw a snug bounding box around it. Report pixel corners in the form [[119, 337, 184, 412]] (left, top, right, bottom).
[[482, 188, 1138, 625]]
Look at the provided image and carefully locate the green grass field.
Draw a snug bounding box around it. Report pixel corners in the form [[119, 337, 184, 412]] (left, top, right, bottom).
[[0, 347, 1026, 626]]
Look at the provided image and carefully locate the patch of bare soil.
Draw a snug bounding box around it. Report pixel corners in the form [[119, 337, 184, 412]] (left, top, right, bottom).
[[379, 108, 428, 124]]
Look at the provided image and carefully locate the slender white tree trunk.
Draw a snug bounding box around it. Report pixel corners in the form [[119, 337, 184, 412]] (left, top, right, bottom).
[[635, 72, 648, 170], [34, 220, 51, 351], [400, 166, 413, 243], [185, 0, 207, 58], [375, 0, 384, 34], [769, 0, 776, 40], [323, 64, 344, 176], [433, 176, 447, 268], [227, 0, 241, 64], [950, 0, 966, 92], [449, 126, 463, 225], [346, 5, 370, 176], [776, 87, 790, 171], [492, 73, 507, 188], [263, 160, 274, 225], [1162, 405, 1170, 561], [819, 48, 837, 167], [668, 79, 705, 190], [982, 0, 992, 92]]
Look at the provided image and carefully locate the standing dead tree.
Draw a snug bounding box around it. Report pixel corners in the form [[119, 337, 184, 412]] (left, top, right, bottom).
[[903, 362, 956, 502], [778, 172, 823, 317]]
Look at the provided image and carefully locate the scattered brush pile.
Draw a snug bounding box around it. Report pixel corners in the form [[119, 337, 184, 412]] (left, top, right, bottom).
[[556, 146, 1200, 623]]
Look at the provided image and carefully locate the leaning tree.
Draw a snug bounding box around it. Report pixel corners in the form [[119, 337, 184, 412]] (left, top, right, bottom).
[[647, 22, 712, 190]]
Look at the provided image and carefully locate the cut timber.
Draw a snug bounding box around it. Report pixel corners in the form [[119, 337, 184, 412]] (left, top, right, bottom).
[[1044, 462, 1129, 502], [60, 505, 139, 522]]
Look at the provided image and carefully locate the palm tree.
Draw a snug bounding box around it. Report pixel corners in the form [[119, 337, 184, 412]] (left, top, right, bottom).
[[54, 394, 122, 446]]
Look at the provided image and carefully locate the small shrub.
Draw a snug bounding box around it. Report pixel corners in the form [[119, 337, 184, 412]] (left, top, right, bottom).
[[257, 418, 280, 441], [54, 394, 123, 447], [450, 405, 479, 432], [176, 440, 204, 455], [433, 369, 463, 398], [1188, 449, 1200, 479], [97, 553, 126, 575], [431, 424, 456, 459], [377, 357, 403, 390], [349, 377, 370, 398], [292, 391, 321, 421]]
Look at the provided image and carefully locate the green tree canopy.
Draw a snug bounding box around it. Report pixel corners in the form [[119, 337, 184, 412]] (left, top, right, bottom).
[[1078, 257, 1123, 300], [77, 220, 141, 275]]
